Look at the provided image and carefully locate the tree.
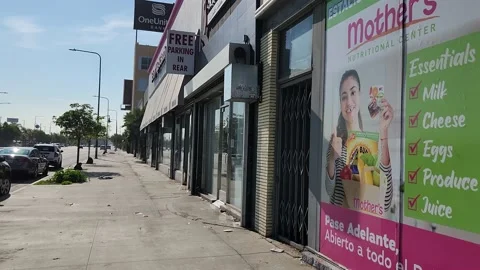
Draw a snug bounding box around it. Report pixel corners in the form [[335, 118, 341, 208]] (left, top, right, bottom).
[[110, 133, 125, 150], [55, 103, 99, 165], [0, 123, 22, 146], [123, 108, 144, 156]]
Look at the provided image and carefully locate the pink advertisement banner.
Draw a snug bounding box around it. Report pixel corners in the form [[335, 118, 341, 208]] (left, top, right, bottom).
[[320, 203, 479, 270]]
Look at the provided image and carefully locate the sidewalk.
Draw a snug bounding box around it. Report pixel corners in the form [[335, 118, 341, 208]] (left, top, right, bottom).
[[0, 151, 312, 270]]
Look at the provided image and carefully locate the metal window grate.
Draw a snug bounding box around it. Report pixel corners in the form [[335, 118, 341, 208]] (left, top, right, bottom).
[[276, 79, 311, 245]]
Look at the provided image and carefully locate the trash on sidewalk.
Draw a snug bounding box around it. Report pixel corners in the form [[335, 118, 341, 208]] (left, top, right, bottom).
[[98, 176, 113, 180], [107, 204, 111, 207], [270, 248, 285, 253], [143, 215, 148, 217], [52, 258, 60, 260], [223, 229, 233, 232], [135, 212, 143, 216]]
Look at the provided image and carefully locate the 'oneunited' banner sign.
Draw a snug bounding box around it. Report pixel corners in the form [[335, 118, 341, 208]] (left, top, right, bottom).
[[133, 0, 174, 33]]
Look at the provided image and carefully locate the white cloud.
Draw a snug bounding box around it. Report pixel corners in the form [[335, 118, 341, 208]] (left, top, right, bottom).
[[78, 15, 131, 44], [2, 16, 45, 49]]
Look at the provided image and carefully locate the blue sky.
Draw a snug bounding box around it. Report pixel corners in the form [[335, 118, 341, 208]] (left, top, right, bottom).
[[0, 0, 174, 134]]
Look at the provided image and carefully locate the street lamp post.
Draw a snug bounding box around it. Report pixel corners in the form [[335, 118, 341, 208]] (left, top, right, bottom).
[[69, 48, 102, 159], [34, 116, 44, 129], [109, 109, 118, 151], [94, 95, 109, 153]]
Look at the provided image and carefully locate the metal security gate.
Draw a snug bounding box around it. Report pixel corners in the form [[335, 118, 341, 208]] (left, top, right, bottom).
[[275, 77, 311, 245]]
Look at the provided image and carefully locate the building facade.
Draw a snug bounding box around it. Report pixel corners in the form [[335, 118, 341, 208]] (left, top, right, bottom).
[[137, 0, 480, 269], [184, 0, 257, 227], [132, 43, 157, 110]]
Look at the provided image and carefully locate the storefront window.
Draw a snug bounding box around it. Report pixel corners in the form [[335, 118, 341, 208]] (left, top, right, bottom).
[[318, 1, 480, 269], [158, 130, 163, 164], [162, 129, 172, 166], [203, 98, 221, 195], [180, 116, 186, 171], [229, 102, 245, 209], [220, 104, 230, 201], [279, 15, 313, 79], [174, 117, 182, 171]]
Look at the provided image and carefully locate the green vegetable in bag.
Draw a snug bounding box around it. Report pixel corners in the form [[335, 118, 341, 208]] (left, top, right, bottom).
[[359, 153, 378, 167]]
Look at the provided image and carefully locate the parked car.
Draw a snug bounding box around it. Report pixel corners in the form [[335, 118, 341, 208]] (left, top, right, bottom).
[[0, 147, 48, 178], [0, 156, 11, 196], [107, 145, 111, 150], [33, 144, 63, 169]]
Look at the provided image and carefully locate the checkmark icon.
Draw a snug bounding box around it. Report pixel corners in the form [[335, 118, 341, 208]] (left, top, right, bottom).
[[409, 110, 421, 128], [408, 138, 421, 155], [409, 81, 422, 100], [408, 167, 421, 184], [408, 194, 421, 211]]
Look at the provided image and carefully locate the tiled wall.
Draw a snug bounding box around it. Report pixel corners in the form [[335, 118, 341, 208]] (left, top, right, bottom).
[[255, 30, 278, 236]]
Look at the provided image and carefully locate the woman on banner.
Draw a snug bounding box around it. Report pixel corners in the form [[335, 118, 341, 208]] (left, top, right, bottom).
[[325, 69, 394, 213]]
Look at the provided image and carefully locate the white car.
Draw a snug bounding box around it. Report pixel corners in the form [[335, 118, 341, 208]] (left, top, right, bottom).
[[33, 144, 63, 169]]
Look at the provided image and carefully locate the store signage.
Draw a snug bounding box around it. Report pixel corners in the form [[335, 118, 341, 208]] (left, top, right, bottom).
[[206, 0, 228, 25], [6, 118, 18, 123], [224, 63, 258, 102], [166, 30, 196, 75], [149, 30, 196, 94], [319, 0, 480, 269], [133, 0, 174, 33], [150, 44, 168, 93]]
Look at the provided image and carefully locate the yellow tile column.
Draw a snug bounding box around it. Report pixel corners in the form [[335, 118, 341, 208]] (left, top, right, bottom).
[[255, 30, 278, 236]]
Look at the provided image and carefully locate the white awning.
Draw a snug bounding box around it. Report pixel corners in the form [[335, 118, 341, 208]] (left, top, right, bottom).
[[140, 74, 185, 130]]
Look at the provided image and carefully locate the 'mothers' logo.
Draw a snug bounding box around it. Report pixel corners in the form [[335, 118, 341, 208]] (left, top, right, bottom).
[[348, 0, 438, 52]]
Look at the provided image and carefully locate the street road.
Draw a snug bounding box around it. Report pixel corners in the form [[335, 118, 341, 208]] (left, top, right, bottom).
[[10, 146, 91, 193]]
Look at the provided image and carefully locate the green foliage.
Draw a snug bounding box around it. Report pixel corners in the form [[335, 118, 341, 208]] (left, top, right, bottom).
[[55, 103, 102, 143], [0, 123, 22, 146], [61, 181, 73, 185], [122, 108, 144, 152], [123, 108, 144, 140], [110, 133, 125, 148], [51, 169, 88, 184]]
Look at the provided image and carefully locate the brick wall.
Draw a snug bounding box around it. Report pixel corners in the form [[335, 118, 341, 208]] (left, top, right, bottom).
[[255, 30, 278, 236]]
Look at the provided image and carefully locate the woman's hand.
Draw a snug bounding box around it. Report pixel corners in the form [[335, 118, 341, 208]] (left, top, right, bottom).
[[330, 129, 343, 160], [380, 98, 393, 138]]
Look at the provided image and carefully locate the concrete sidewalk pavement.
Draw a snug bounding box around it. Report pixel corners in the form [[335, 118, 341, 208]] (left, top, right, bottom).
[[0, 151, 312, 270]]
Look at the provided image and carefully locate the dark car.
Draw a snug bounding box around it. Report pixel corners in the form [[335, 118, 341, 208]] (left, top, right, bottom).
[[0, 147, 48, 178], [0, 157, 11, 196]]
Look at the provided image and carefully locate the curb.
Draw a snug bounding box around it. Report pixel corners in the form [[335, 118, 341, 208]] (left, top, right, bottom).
[[11, 163, 77, 194]]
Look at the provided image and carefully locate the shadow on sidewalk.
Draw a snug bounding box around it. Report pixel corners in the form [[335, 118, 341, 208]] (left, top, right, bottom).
[[83, 171, 122, 179], [84, 164, 115, 168], [0, 194, 11, 202]]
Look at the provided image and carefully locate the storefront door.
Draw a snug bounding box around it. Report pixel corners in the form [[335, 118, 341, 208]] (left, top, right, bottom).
[[275, 78, 311, 245], [183, 112, 191, 186], [219, 105, 229, 202], [229, 102, 246, 210], [203, 97, 221, 197]]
